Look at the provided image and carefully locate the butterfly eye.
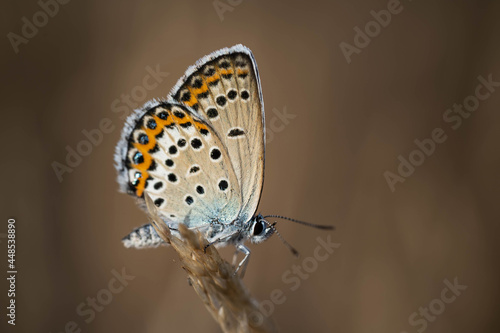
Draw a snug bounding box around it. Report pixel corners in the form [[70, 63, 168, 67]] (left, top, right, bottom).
[[253, 221, 266, 236]]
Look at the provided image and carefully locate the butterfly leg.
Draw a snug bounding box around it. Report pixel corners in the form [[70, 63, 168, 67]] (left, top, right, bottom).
[[204, 238, 221, 253], [234, 244, 251, 278], [232, 250, 239, 266]]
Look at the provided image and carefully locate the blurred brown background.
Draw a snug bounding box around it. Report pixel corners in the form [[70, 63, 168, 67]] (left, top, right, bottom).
[[1, 0, 499, 332]]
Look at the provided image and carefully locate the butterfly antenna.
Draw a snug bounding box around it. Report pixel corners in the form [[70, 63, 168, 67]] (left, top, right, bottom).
[[263, 215, 334, 230], [265, 220, 299, 257]]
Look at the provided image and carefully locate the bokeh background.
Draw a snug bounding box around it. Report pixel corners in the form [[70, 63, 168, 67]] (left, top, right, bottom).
[[2, 0, 500, 332]]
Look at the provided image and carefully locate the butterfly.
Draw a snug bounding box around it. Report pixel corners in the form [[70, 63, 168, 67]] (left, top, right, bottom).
[[115, 44, 333, 276]]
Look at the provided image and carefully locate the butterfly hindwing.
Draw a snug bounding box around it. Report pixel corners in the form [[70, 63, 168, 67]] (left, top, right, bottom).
[[116, 102, 242, 228], [171, 44, 265, 223]]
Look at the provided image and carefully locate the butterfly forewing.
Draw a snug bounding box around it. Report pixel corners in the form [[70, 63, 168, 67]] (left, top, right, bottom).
[[120, 102, 242, 228], [171, 45, 265, 223]]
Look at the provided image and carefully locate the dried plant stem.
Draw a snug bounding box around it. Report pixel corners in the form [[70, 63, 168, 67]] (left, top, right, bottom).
[[145, 196, 277, 333]]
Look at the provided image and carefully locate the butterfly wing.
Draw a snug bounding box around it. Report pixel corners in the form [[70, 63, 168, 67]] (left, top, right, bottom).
[[115, 102, 242, 228], [170, 44, 265, 223]]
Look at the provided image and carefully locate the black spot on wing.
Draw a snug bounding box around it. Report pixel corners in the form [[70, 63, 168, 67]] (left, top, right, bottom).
[[196, 185, 204, 195], [207, 108, 218, 118], [228, 128, 245, 137], [158, 111, 169, 120], [169, 145, 178, 155], [133, 152, 144, 164], [227, 90, 237, 100], [241, 90, 250, 100], [147, 119, 157, 129], [204, 68, 216, 76], [235, 60, 246, 67], [191, 138, 202, 149], [216, 96, 227, 107], [210, 148, 221, 161], [218, 180, 228, 191], [181, 91, 191, 102], [174, 111, 185, 118], [168, 173, 177, 183], [219, 61, 231, 69], [148, 160, 157, 171], [197, 91, 209, 99], [192, 78, 203, 88], [138, 134, 149, 145]]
